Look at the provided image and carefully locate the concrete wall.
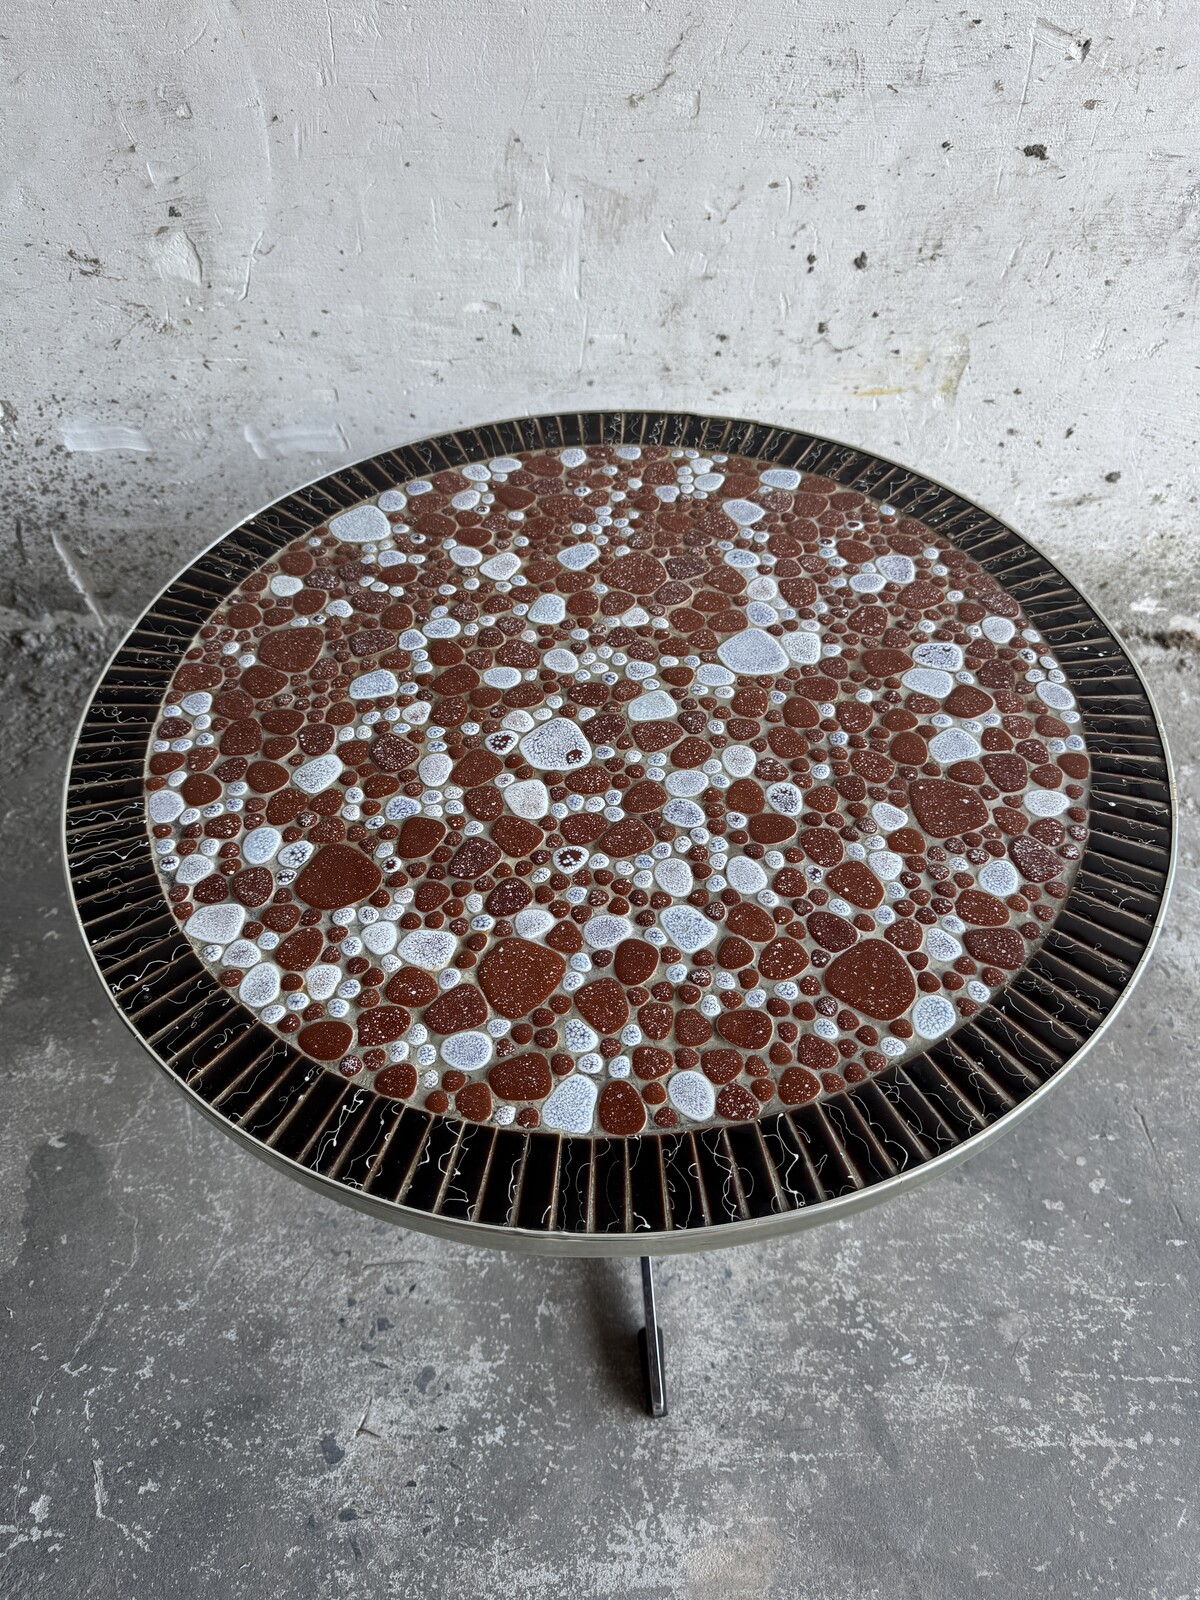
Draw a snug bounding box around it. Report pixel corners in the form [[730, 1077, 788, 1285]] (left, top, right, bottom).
[[3, 0, 1197, 652]]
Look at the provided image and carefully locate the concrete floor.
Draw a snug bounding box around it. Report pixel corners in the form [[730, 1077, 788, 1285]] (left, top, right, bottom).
[[2, 532, 1196, 1600]]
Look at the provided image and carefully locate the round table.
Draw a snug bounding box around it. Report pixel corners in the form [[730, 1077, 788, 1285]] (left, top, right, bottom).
[[65, 413, 1174, 1304]]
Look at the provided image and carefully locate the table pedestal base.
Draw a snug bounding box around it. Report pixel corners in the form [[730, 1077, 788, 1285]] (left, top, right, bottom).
[[638, 1256, 667, 1418]]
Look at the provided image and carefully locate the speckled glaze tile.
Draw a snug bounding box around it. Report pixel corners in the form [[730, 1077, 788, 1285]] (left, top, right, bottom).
[[64, 413, 1174, 1253]]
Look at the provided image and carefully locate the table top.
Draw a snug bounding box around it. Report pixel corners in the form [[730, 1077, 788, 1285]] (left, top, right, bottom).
[[63, 411, 1175, 1255]]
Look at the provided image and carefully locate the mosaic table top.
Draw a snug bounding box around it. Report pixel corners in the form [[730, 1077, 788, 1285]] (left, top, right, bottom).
[[64, 412, 1174, 1255]]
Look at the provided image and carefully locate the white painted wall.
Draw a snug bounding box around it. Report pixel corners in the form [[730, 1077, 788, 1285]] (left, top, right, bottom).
[[3, 0, 1197, 651]]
